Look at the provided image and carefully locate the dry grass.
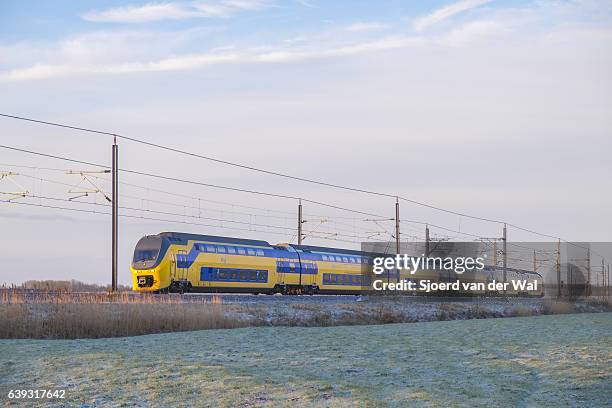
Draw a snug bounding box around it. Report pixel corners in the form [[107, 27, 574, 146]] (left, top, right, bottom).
[[290, 303, 323, 312], [0, 288, 231, 339], [541, 300, 575, 315], [508, 305, 534, 317], [2, 287, 609, 339], [0, 288, 222, 305], [0, 303, 246, 339], [3, 280, 132, 292]]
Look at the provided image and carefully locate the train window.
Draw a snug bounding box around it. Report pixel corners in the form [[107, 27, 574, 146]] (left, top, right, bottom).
[[257, 271, 266, 281], [206, 245, 216, 253], [230, 271, 237, 280], [289, 263, 295, 272], [322, 255, 328, 261], [218, 270, 227, 279], [340, 257, 346, 263], [349, 258, 355, 263], [240, 271, 248, 280], [249, 271, 257, 280], [237, 248, 246, 255], [256, 249, 265, 256], [247, 249, 256, 256], [217, 246, 226, 253], [227, 247, 236, 254]]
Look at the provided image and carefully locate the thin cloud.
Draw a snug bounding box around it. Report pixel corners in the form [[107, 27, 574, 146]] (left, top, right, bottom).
[[295, 0, 315, 8], [439, 20, 506, 46], [82, 0, 271, 23], [344, 22, 389, 32], [0, 36, 423, 82], [414, 0, 493, 32]]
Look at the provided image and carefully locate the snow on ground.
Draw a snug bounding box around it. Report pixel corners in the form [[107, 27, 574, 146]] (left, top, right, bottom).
[[1, 313, 610, 407]]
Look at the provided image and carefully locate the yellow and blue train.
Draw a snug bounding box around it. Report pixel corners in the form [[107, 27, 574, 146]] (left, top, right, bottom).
[[130, 232, 544, 296]]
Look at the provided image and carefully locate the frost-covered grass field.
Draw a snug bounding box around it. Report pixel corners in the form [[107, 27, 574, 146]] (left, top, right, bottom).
[[1, 313, 610, 407]]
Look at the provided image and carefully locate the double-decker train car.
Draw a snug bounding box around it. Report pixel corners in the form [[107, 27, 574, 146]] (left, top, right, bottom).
[[130, 232, 544, 296], [131, 232, 373, 294]]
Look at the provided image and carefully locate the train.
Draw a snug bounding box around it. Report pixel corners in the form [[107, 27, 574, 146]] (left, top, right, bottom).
[[130, 232, 544, 296]]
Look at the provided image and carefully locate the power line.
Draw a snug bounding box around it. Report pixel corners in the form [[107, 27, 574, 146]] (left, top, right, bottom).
[[1, 142, 605, 261], [0, 113, 506, 223], [1, 193, 376, 242], [4, 167, 398, 238], [0, 150, 526, 243], [0, 144, 393, 218], [0, 200, 310, 240], [0, 114, 601, 246], [0, 162, 376, 222]]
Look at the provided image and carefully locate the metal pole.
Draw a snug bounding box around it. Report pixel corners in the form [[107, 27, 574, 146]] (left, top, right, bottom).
[[586, 247, 591, 296], [395, 197, 400, 283], [556, 239, 561, 298], [502, 223, 507, 294], [425, 225, 430, 257], [112, 138, 118, 292], [493, 241, 497, 268], [395, 198, 400, 255], [533, 250, 536, 273], [297, 199, 303, 245], [603, 259, 605, 298], [607, 264, 610, 298]]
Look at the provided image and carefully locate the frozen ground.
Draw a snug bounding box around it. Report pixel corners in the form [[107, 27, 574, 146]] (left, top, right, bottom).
[[1, 313, 610, 407]]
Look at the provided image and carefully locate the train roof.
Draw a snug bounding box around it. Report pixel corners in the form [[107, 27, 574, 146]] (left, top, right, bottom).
[[291, 244, 370, 256], [158, 232, 384, 257], [157, 232, 372, 254], [159, 232, 273, 247]]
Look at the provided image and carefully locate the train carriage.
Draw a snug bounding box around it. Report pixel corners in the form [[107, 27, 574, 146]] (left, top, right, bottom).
[[131, 232, 543, 297]]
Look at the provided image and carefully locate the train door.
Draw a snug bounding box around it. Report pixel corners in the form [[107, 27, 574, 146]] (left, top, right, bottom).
[[274, 244, 303, 294], [177, 249, 188, 282], [170, 252, 177, 283]]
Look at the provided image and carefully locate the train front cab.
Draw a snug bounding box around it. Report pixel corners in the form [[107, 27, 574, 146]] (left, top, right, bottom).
[[131, 235, 172, 292]]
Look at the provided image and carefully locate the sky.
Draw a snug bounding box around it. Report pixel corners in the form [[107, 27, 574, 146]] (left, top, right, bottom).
[[0, 0, 611, 285]]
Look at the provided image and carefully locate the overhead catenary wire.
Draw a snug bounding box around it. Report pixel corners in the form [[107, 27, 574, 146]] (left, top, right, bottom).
[[0, 113, 602, 246], [0, 144, 394, 220], [0, 113, 510, 224], [0, 140, 605, 261], [3, 168, 397, 238], [0, 161, 541, 255], [2, 192, 378, 241]]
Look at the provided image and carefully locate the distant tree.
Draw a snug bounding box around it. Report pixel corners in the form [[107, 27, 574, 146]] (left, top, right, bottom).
[[19, 280, 131, 292]]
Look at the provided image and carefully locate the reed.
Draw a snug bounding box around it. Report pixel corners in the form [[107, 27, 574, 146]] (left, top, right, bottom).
[[0, 303, 245, 339], [0, 288, 222, 305]]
